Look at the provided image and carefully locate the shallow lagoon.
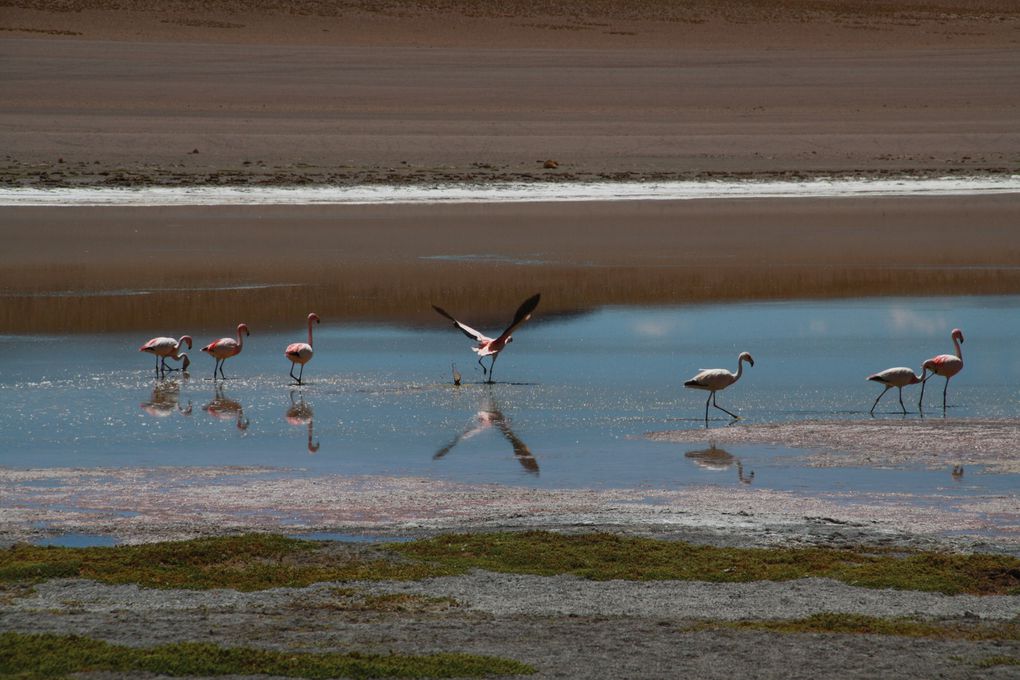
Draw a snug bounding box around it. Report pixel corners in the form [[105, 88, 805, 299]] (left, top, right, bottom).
[[1, 296, 1018, 499]]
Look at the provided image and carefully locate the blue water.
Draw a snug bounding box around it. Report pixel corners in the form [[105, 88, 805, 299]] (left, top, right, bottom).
[[1, 296, 1018, 497]]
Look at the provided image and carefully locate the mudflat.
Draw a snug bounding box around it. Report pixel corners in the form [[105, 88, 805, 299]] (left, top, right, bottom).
[[2, 196, 1019, 332], [1, 1, 1019, 186]]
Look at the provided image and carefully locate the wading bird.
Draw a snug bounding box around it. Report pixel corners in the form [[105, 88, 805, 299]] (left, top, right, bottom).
[[684, 352, 755, 422], [432, 293, 540, 384], [867, 366, 923, 415], [139, 335, 192, 378], [201, 323, 249, 380], [285, 313, 319, 385], [919, 328, 964, 412]]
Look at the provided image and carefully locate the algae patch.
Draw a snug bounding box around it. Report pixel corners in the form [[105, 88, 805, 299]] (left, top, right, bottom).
[[0, 631, 535, 679]]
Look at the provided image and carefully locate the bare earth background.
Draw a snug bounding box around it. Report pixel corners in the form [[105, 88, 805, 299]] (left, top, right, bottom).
[[2, 3, 1020, 677]]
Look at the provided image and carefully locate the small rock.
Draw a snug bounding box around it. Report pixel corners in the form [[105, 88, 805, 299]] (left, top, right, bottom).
[[543, 159, 559, 169]]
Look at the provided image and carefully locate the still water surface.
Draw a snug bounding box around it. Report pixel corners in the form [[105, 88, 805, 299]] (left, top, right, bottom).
[[1, 296, 1018, 497]]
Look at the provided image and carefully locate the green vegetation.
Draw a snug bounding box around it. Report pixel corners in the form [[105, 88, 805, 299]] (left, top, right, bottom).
[[683, 613, 1020, 641], [0, 534, 455, 591], [0, 632, 534, 679], [3, 531, 1019, 595], [394, 532, 1020, 595]]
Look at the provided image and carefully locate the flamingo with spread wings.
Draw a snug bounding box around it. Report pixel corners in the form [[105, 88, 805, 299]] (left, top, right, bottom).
[[433, 293, 540, 384]]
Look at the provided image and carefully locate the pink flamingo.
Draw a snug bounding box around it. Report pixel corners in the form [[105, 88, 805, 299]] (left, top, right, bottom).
[[919, 328, 964, 412], [139, 335, 192, 378], [867, 366, 923, 415], [684, 352, 754, 422], [284, 313, 320, 385], [433, 293, 540, 384], [201, 323, 250, 380]]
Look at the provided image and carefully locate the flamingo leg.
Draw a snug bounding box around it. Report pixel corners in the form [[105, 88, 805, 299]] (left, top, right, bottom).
[[942, 377, 950, 411], [289, 362, 299, 383], [487, 354, 499, 384], [218, 360, 227, 380], [712, 392, 739, 419], [870, 386, 890, 415], [897, 386, 907, 415], [477, 355, 487, 376], [704, 393, 712, 422], [918, 377, 927, 411], [211, 359, 219, 381], [298, 363, 305, 384]]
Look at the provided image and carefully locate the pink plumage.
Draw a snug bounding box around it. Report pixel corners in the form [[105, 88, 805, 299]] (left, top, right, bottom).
[[285, 313, 320, 384]]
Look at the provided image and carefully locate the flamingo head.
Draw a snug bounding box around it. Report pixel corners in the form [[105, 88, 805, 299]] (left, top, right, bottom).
[[951, 328, 964, 344], [180, 353, 191, 372], [180, 335, 193, 350], [308, 313, 320, 325], [739, 351, 755, 367], [238, 323, 250, 337], [921, 359, 937, 375]]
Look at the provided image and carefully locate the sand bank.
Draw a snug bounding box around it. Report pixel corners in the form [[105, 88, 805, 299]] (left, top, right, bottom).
[[2, 195, 1019, 332]]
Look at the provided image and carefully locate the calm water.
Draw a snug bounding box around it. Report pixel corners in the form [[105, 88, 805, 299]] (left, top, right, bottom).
[[1, 296, 1018, 497]]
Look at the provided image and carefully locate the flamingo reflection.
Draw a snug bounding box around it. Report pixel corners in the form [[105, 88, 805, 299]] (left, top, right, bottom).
[[434, 396, 538, 475], [285, 390, 320, 453], [684, 445, 754, 484], [203, 384, 249, 431], [140, 380, 192, 418]]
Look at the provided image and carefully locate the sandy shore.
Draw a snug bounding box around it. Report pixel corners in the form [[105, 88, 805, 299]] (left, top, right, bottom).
[[3, 195, 1020, 332], [2, 1, 1019, 187]]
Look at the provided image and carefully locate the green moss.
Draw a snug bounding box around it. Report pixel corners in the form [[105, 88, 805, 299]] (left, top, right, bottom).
[[0, 534, 455, 591], [3, 532, 1018, 596], [393, 532, 1020, 595], [0, 631, 535, 679], [684, 613, 1020, 641]]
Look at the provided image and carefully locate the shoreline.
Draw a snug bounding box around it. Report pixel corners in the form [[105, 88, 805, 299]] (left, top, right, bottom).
[[3, 175, 1020, 206]]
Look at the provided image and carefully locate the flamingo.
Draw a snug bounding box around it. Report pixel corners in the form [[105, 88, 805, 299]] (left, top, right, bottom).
[[684, 352, 754, 422], [433, 293, 540, 384], [285, 313, 319, 385], [867, 366, 923, 415], [139, 335, 192, 378], [919, 328, 964, 412], [201, 323, 249, 380]]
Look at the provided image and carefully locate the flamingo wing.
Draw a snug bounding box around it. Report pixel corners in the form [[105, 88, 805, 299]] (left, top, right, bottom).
[[684, 368, 734, 391], [494, 418, 539, 474], [494, 293, 541, 344], [432, 305, 489, 342]]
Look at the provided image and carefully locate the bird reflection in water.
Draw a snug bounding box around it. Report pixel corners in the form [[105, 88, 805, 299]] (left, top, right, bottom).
[[203, 384, 249, 431], [285, 390, 320, 453], [434, 395, 538, 475], [140, 379, 192, 417], [684, 445, 754, 484]]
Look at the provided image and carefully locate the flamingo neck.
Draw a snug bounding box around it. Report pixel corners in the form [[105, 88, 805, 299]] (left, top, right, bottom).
[[733, 357, 745, 381], [236, 328, 245, 350], [307, 319, 315, 347], [953, 336, 962, 360]]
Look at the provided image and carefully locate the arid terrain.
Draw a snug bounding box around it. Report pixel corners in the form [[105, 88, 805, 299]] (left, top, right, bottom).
[[2, 2, 1019, 678]]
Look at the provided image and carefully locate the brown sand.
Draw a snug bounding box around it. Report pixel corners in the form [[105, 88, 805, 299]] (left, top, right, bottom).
[[1, 1, 1019, 186], [2, 1, 1019, 332], [2, 195, 1019, 332]]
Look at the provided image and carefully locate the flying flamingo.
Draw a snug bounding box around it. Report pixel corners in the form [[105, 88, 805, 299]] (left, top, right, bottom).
[[433, 293, 540, 384], [867, 366, 923, 415], [919, 328, 964, 412], [285, 313, 319, 385], [684, 352, 755, 422], [201, 323, 249, 380], [139, 335, 192, 378]]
